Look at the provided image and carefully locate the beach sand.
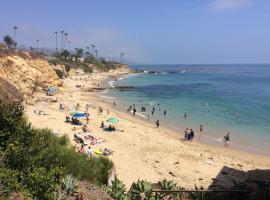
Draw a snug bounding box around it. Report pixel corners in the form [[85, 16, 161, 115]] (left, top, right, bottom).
[[25, 71, 270, 189]]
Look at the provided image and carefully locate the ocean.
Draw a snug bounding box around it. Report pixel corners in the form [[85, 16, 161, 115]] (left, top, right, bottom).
[[105, 64, 270, 155]]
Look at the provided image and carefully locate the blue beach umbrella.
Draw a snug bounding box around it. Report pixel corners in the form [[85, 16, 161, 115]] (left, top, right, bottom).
[[71, 113, 86, 118], [106, 117, 119, 123]]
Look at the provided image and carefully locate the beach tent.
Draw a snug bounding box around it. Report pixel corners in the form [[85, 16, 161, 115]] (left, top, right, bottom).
[[106, 117, 119, 123]]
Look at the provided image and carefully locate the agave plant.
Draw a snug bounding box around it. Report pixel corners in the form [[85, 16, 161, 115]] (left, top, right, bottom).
[[60, 174, 79, 197], [156, 179, 178, 199], [107, 178, 129, 200], [128, 180, 153, 200]]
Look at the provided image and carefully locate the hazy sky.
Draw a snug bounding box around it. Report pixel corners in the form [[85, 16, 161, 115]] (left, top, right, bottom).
[[0, 0, 270, 64]]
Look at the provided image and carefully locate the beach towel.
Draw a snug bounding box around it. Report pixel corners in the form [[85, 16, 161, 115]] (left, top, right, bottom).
[[94, 149, 103, 155]]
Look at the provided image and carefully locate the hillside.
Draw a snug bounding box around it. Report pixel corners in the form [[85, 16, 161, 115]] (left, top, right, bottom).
[[0, 49, 62, 103]]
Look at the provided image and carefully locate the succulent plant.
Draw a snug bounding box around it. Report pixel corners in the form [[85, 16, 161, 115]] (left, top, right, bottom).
[[60, 174, 79, 196], [129, 180, 153, 200]]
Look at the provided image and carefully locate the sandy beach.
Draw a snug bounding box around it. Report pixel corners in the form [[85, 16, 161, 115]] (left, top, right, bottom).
[[25, 71, 270, 189]]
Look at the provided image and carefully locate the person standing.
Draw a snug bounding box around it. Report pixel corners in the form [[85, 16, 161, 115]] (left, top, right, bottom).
[[156, 120, 160, 128], [164, 110, 167, 116], [87, 146, 93, 157], [224, 132, 230, 142], [133, 107, 136, 116], [184, 112, 187, 119], [200, 124, 203, 132], [184, 128, 189, 140], [189, 129, 194, 141]]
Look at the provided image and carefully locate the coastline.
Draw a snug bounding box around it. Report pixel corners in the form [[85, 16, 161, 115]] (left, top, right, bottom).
[[98, 73, 270, 157], [25, 70, 270, 189]]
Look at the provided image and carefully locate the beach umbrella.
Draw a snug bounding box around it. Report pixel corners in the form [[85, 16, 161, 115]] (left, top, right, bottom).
[[72, 113, 86, 118], [106, 117, 119, 123]]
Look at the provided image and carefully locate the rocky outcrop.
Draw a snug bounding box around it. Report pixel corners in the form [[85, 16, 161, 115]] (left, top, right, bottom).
[[0, 50, 62, 102]]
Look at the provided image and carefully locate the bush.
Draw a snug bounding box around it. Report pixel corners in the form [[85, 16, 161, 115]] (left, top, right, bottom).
[[0, 101, 114, 199]]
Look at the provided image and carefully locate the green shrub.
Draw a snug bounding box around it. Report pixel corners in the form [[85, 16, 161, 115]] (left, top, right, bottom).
[[0, 101, 114, 199]]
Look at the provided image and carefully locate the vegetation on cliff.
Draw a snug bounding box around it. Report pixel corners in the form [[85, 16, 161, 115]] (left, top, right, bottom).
[[49, 48, 126, 74], [0, 100, 113, 199]]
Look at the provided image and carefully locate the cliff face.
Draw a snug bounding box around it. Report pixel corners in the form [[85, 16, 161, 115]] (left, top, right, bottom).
[[0, 50, 62, 102]]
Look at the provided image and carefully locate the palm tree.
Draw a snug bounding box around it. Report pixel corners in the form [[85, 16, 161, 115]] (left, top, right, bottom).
[[64, 33, 68, 50], [36, 40, 39, 52], [61, 50, 70, 60], [95, 49, 98, 60], [13, 26, 18, 39], [91, 44, 95, 54], [3, 35, 13, 49], [60, 31, 64, 53], [120, 52, 125, 64], [68, 41, 71, 51], [54, 31, 58, 52], [86, 46, 90, 54]]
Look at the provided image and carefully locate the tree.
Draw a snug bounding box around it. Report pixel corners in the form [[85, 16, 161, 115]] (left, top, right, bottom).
[[3, 35, 13, 49], [84, 54, 95, 64], [95, 50, 98, 60], [60, 31, 64, 53], [13, 26, 18, 45], [64, 33, 68, 50], [61, 50, 70, 59], [91, 44, 95, 54], [12, 41, 17, 49], [75, 48, 83, 58], [54, 31, 58, 52]]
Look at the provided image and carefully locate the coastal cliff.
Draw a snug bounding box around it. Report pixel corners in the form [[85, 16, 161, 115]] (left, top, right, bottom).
[[0, 49, 62, 103]]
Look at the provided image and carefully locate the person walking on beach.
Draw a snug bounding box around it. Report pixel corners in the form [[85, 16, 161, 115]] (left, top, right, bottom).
[[163, 110, 167, 116], [87, 146, 93, 157], [200, 124, 203, 132], [133, 107, 136, 116], [156, 120, 160, 128], [113, 101, 116, 106]]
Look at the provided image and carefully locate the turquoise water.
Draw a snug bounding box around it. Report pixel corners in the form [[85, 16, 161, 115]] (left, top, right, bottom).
[[107, 64, 270, 154]]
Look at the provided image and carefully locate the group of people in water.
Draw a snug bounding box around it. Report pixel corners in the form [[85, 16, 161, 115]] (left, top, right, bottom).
[[116, 101, 232, 144]]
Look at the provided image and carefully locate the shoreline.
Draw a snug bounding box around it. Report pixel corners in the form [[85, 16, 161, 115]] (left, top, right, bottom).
[[98, 73, 270, 157], [25, 71, 270, 189]]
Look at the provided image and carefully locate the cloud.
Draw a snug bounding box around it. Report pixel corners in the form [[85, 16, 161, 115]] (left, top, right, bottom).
[[209, 0, 251, 12]]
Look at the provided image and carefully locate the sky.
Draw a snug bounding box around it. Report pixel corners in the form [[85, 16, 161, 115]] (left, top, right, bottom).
[[0, 0, 270, 64]]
